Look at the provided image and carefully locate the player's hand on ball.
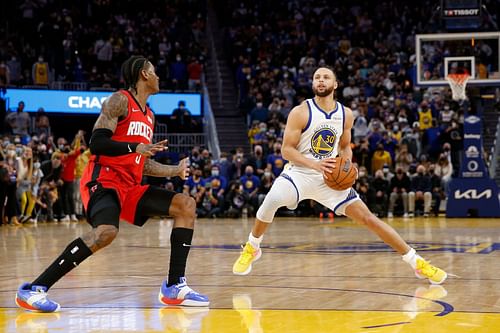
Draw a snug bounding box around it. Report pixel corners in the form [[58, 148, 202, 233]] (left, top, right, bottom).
[[316, 157, 336, 174], [177, 157, 190, 180]]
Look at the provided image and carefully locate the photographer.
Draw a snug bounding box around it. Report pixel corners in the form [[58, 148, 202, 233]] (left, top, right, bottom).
[[225, 181, 250, 218], [40, 152, 63, 222], [197, 180, 224, 218]]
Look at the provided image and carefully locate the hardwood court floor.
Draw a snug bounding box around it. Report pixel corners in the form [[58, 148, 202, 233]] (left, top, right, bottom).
[[1, 216, 500, 332]]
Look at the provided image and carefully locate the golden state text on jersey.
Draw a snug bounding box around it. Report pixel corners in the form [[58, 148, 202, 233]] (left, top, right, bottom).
[[309, 123, 339, 159]]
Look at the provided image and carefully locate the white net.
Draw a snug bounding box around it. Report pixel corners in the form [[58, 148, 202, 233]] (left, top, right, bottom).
[[446, 74, 470, 101]]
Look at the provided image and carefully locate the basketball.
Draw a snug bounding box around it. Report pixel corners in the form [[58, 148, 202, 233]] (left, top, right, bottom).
[[323, 157, 357, 191]]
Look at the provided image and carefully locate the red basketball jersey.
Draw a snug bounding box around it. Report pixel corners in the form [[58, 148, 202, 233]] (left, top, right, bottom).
[[89, 90, 154, 185]]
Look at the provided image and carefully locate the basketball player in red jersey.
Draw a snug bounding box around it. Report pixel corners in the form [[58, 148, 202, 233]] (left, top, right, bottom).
[[15, 56, 209, 312]]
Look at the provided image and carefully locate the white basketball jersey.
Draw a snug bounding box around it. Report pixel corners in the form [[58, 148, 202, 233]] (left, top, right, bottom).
[[294, 99, 345, 173]]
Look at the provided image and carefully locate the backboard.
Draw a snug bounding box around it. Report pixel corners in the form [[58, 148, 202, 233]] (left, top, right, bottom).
[[415, 32, 500, 86]]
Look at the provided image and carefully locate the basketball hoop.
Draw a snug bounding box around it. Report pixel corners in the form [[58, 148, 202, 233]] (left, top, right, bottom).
[[446, 73, 470, 101]]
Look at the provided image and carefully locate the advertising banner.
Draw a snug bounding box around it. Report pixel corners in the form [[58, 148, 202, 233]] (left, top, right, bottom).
[[3, 89, 202, 116]]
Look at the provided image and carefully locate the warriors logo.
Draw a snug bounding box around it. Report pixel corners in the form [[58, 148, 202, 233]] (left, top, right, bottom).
[[309, 124, 337, 159]]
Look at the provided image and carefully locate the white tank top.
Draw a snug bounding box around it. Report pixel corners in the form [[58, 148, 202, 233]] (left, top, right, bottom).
[[292, 98, 345, 174]]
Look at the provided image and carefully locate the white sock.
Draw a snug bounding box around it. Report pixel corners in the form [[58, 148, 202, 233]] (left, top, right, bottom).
[[248, 232, 263, 249], [402, 248, 423, 269]]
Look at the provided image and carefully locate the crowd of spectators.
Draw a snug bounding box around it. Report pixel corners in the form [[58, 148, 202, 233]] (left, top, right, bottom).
[[211, 0, 488, 217], [0, 129, 89, 225], [2, 1, 496, 223], [0, 0, 206, 91]]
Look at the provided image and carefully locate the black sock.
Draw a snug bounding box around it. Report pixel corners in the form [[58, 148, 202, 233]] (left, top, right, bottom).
[[32, 238, 93, 290], [168, 228, 194, 286]]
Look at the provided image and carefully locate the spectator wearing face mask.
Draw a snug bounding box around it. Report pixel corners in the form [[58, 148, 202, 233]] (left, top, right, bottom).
[[408, 164, 432, 217], [247, 121, 260, 147], [418, 101, 433, 131], [266, 142, 286, 177], [371, 143, 392, 174], [250, 101, 269, 124], [16, 146, 34, 223], [40, 151, 63, 222], [225, 181, 250, 218], [205, 165, 227, 198], [245, 145, 266, 176], [388, 168, 411, 218], [232, 148, 246, 179], [59, 132, 83, 222], [371, 170, 389, 217], [353, 110, 369, 144], [171, 101, 194, 133], [380, 131, 398, 162], [257, 170, 274, 206], [422, 119, 442, 161], [434, 153, 453, 194], [252, 123, 269, 148], [197, 179, 224, 218], [439, 104, 454, 129], [217, 152, 233, 181], [170, 54, 187, 90], [3, 144, 20, 225], [428, 164, 443, 216], [382, 164, 394, 182], [353, 139, 371, 174], [240, 165, 260, 214], [395, 144, 413, 174], [184, 164, 206, 209]]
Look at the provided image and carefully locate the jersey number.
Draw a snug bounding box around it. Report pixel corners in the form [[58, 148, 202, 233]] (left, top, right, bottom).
[[135, 155, 142, 164], [326, 135, 336, 144]]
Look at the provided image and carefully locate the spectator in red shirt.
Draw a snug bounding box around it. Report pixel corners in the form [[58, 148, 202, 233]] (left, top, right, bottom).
[[59, 131, 84, 222], [187, 57, 203, 91]]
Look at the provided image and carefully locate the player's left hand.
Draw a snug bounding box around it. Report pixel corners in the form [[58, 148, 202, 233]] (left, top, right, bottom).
[[136, 139, 168, 157], [177, 157, 190, 180]]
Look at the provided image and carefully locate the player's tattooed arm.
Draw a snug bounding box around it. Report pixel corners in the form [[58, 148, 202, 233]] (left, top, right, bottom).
[[93, 92, 128, 132], [143, 157, 189, 180]]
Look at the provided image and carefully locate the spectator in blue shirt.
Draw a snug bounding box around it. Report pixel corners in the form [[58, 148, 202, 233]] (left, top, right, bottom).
[[184, 164, 205, 208], [205, 165, 227, 197], [380, 131, 398, 162], [240, 165, 260, 216], [170, 54, 187, 90], [266, 142, 286, 177]]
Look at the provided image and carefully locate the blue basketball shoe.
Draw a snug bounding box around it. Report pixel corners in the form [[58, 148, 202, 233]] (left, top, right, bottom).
[[159, 277, 209, 307], [15, 283, 61, 312]]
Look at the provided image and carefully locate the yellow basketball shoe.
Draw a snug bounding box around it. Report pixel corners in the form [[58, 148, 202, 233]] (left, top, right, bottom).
[[415, 258, 447, 284], [233, 242, 262, 275]]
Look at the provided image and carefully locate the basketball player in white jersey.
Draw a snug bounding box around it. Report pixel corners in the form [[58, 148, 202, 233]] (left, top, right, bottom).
[[233, 67, 447, 284]]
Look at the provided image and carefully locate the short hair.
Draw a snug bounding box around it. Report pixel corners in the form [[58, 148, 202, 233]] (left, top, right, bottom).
[[121, 56, 149, 92], [312, 66, 336, 79]]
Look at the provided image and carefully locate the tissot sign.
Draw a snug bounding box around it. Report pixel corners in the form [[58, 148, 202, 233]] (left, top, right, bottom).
[[4, 88, 202, 116]]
